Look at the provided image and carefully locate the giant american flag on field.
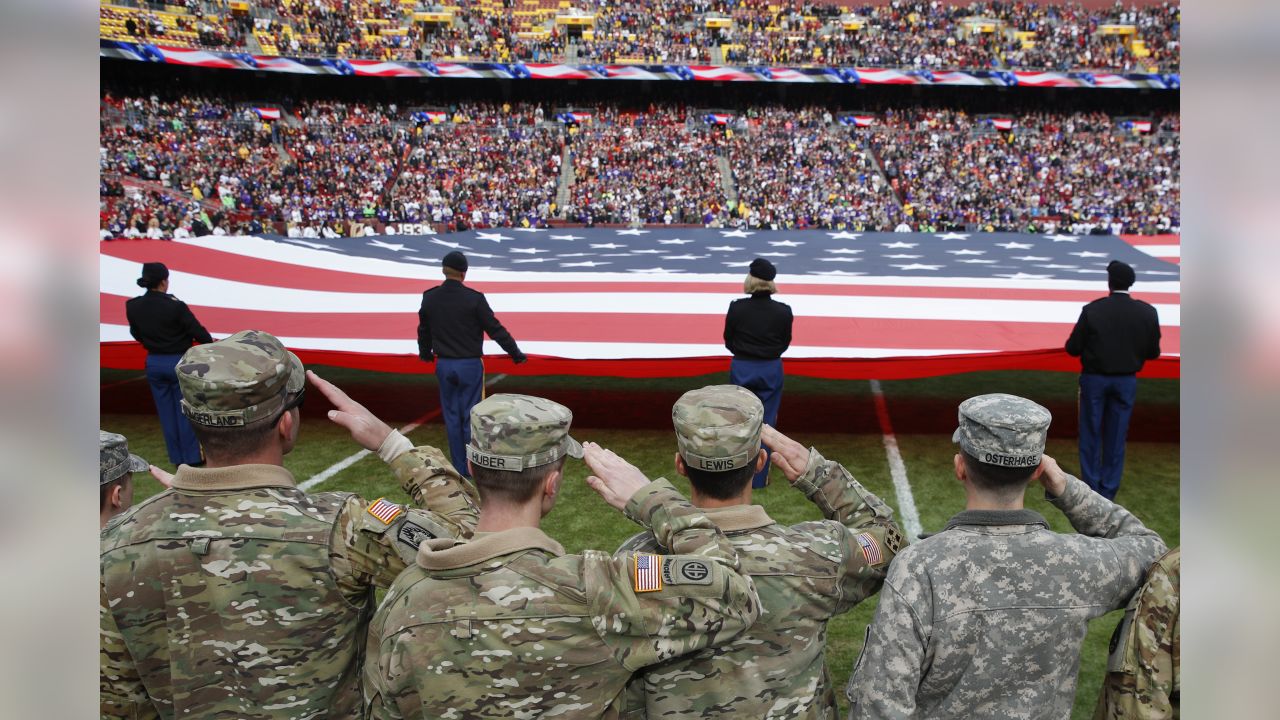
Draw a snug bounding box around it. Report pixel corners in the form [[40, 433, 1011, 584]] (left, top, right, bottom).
[[99, 229, 1180, 379]]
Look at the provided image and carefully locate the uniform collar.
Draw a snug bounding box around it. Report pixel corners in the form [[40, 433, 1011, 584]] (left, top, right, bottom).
[[699, 504, 776, 532], [171, 463, 297, 492], [943, 508, 1048, 531], [416, 526, 564, 570]]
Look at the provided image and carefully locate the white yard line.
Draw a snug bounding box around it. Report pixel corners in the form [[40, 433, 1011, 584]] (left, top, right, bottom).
[[869, 379, 923, 540], [299, 373, 507, 491]]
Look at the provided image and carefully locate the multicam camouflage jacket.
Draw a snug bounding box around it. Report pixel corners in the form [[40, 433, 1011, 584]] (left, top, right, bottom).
[[846, 474, 1167, 720], [99, 445, 478, 720], [364, 478, 761, 720], [1094, 547, 1180, 720], [617, 447, 903, 719]]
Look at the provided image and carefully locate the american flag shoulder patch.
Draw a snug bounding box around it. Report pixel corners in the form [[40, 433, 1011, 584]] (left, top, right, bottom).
[[366, 497, 404, 525], [633, 553, 664, 593], [855, 533, 884, 566]]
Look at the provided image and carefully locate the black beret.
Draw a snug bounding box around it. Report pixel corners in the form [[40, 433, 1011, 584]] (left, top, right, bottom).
[[1107, 260, 1135, 289], [748, 258, 776, 281], [137, 262, 169, 288], [442, 251, 469, 273]]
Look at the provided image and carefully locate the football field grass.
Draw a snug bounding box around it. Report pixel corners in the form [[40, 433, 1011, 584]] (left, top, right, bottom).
[[102, 368, 1179, 719]]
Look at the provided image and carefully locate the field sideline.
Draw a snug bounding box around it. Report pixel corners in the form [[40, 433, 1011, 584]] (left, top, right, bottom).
[[101, 368, 1180, 719]]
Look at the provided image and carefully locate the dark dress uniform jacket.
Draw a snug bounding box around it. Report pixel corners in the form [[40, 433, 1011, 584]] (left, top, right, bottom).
[[125, 290, 213, 354], [1065, 292, 1161, 375], [417, 279, 522, 359], [724, 292, 793, 360]]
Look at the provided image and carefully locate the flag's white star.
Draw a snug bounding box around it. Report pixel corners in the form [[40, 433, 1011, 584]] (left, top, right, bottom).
[[819, 257, 861, 263], [631, 249, 663, 254], [1070, 251, 1108, 258], [599, 253, 633, 257], [629, 267, 679, 273], [282, 239, 335, 250], [997, 272, 1053, 279], [937, 232, 970, 240], [561, 260, 610, 267], [757, 252, 793, 258], [590, 243, 625, 249], [827, 231, 861, 240], [827, 248, 864, 255], [996, 241, 1034, 250], [721, 261, 751, 267], [430, 239, 468, 249], [721, 229, 754, 238], [658, 239, 693, 245], [476, 232, 511, 242], [893, 263, 944, 271], [1035, 264, 1079, 270], [1046, 234, 1079, 242], [1145, 270, 1180, 276], [707, 245, 743, 252], [511, 258, 551, 264], [882, 241, 917, 249], [512, 227, 543, 233], [947, 249, 986, 256], [885, 254, 923, 259], [769, 240, 804, 247], [1012, 255, 1053, 261], [465, 252, 499, 259], [509, 248, 547, 255], [550, 234, 584, 241], [367, 239, 407, 252], [616, 228, 650, 236], [813, 270, 867, 276], [957, 259, 998, 264], [557, 253, 594, 258], [663, 254, 708, 261]]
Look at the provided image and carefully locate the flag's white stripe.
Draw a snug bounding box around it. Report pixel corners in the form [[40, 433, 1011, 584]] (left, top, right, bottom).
[[99, 324, 1010, 358], [1134, 245, 1180, 258], [165, 236, 1182, 292], [100, 257, 1181, 325]]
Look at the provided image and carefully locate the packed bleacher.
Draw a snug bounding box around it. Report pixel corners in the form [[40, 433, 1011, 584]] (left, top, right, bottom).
[[100, 1, 1180, 72], [99, 94, 1179, 237]]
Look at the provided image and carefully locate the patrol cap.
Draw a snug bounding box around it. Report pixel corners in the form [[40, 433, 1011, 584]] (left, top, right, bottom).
[[672, 385, 763, 472], [952, 393, 1051, 469], [100, 430, 148, 485], [467, 394, 583, 472], [176, 329, 305, 427]]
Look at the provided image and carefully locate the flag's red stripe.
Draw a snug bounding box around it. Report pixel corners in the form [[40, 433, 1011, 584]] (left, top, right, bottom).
[[1120, 234, 1181, 247], [101, 294, 1181, 353], [101, 242, 1180, 304]]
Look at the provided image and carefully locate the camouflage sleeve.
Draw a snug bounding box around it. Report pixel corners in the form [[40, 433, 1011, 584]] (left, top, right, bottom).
[[100, 582, 158, 720], [616, 530, 660, 554], [845, 570, 930, 719], [1048, 474, 1167, 607], [792, 446, 904, 613], [332, 446, 481, 593], [583, 478, 760, 673], [1093, 550, 1180, 720], [364, 614, 408, 720]]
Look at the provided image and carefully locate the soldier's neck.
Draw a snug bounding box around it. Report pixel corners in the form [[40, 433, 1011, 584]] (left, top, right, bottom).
[[965, 490, 1025, 512], [690, 489, 752, 509], [205, 447, 285, 469], [475, 503, 544, 533]]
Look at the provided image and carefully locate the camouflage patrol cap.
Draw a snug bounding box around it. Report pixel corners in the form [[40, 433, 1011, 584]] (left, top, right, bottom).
[[672, 385, 763, 472], [176, 329, 304, 427], [467, 394, 584, 472], [952, 393, 1052, 468], [100, 430, 147, 485]]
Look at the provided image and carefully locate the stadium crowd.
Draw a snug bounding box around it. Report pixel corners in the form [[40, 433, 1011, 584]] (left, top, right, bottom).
[[102, 1, 1181, 72], [99, 94, 1179, 237]]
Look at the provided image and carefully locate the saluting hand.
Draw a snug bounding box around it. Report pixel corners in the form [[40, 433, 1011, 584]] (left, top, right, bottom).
[[1037, 454, 1069, 498], [308, 370, 394, 451], [582, 441, 652, 510], [761, 424, 809, 482], [150, 464, 174, 489]]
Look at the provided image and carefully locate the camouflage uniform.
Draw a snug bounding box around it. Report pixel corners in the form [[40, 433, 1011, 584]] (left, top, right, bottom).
[[1094, 547, 1180, 719], [619, 385, 903, 719], [100, 430, 147, 485], [100, 330, 480, 720], [365, 393, 761, 719], [847, 394, 1167, 720]]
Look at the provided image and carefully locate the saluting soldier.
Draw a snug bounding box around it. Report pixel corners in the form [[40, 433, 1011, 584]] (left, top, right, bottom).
[[619, 385, 903, 718], [125, 261, 213, 466], [100, 330, 481, 719], [364, 393, 761, 719], [99, 430, 149, 529], [418, 250, 527, 477], [1094, 547, 1181, 719], [846, 394, 1166, 719]]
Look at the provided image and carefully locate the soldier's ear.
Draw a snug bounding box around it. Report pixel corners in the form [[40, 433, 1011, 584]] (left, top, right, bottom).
[[674, 453, 688, 477], [753, 449, 767, 473], [953, 453, 966, 482], [544, 468, 562, 499]]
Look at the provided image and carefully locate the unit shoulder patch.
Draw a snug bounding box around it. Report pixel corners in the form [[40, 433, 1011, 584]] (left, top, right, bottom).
[[397, 520, 435, 550], [662, 557, 714, 586]]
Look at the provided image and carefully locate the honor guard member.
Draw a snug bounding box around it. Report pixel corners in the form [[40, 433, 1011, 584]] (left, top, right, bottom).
[[365, 394, 761, 719], [724, 258, 793, 488], [619, 385, 902, 719], [1094, 547, 1181, 719], [100, 430, 148, 529], [100, 330, 481, 720], [418, 251, 527, 477], [126, 261, 213, 466], [846, 394, 1166, 719], [1065, 260, 1162, 499]]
